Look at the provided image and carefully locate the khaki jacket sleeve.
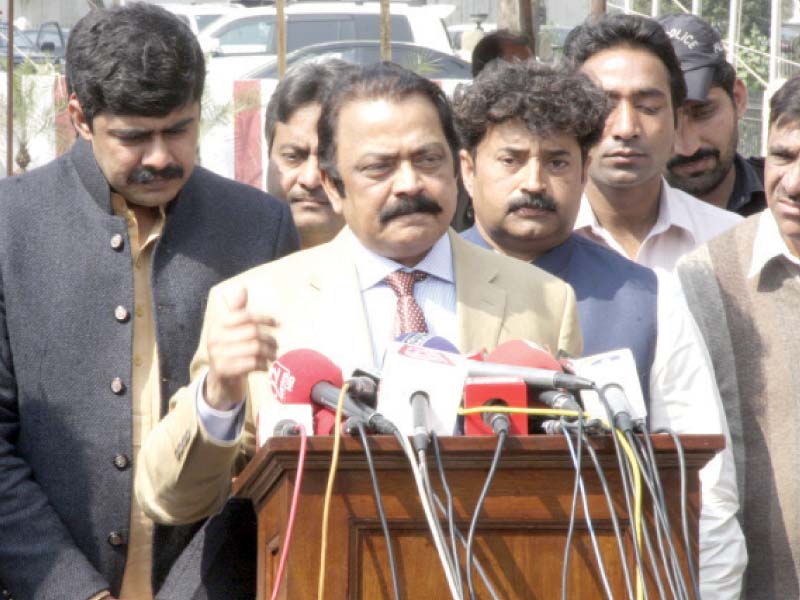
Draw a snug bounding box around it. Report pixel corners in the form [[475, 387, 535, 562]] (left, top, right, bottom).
[[558, 282, 583, 358], [135, 285, 255, 525]]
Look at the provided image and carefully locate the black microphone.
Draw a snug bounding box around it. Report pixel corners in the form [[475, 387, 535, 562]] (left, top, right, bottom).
[[539, 389, 582, 413], [410, 391, 431, 451], [273, 419, 300, 436], [602, 383, 636, 432]]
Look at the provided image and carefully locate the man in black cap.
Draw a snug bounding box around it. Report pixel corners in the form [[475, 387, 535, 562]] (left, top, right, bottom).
[[661, 13, 766, 216]]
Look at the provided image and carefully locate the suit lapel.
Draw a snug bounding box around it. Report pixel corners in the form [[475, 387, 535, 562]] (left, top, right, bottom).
[[308, 231, 376, 369], [451, 231, 507, 353]]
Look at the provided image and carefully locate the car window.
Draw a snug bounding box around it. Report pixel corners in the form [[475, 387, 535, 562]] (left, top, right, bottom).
[[196, 15, 223, 32], [217, 17, 275, 53], [353, 15, 413, 42], [287, 17, 356, 52], [391, 46, 471, 78]]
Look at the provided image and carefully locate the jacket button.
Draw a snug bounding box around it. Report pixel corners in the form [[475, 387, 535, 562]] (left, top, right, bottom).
[[110, 377, 125, 395], [107, 531, 125, 547], [114, 306, 130, 323], [113, 454, 130, 470], [110, 234, 124, 251]]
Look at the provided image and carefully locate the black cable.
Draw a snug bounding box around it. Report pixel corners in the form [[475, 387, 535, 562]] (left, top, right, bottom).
[[631, 432, 688, 600], [356, 420, 401, 600], [561, 416, 584, 600], [654, 427, 699, 599], [597, 385, 649, 600], [465, 429, 507, 600], [431, 431, 463, 595], [582, 429, 634, 600]]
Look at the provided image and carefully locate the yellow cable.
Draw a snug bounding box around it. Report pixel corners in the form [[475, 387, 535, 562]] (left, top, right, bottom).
[[616, 429, 644, 600], [457, 406, 588, 419], [317, 382, 350, 600]]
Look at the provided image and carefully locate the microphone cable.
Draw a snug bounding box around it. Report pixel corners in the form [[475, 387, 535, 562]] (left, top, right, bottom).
[[430, 431, 461, 592], [354, 419, 402, 600], [653, 427, 698, 599], [465, 427, 508, 600], [628, 432, 689, 600], [560, 416, 613, 600], [596, 385, 647, 600], [581, 427, 635, 600], [317, 381, 350, 600], [393, 428, 462, 599], [269, 423, 308, 600], [430, 432, 502, 600]]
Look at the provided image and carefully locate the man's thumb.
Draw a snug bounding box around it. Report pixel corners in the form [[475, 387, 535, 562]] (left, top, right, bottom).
[[221, 283, 248, 312]]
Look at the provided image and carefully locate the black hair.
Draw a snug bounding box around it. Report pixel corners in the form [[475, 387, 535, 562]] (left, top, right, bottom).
[[318, 62, 460, 197], [563, 13, 687, 119], [66, 2, 205, 126], [470, 29, 535, 77], [453, 59, 609, 163], [769, 75, 800, 129], [264, 59, 357, 153], [709, 60, 737, 100]]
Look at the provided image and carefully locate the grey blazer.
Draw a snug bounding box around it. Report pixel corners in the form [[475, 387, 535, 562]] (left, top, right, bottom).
[[0, 138, 299, 600]]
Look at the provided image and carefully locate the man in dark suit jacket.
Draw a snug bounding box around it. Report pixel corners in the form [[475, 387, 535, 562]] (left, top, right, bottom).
[[0, 4, 298, 600], [453, 59, 746, 598]]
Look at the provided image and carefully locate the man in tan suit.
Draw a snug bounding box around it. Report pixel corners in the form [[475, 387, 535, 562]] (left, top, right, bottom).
[[135, 63, 582, 527]]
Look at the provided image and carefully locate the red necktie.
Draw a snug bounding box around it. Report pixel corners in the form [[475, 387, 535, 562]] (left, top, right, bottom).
[[384, 270, 429, 337]]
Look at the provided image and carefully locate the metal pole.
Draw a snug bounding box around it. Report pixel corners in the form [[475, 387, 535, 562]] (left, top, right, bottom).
[[769, 0, 781, 82], [691, 0, 702, 15], [6, 0, 13, 176], [651, 0, 660, 18], [726, 0, 739, 67], [276, 0, 286, 78]]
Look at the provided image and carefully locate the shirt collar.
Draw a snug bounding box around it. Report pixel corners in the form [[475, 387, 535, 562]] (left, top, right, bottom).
[[347, 227, 454, 291], [575, 179, 698, 244], [748, 209, 800, 278]]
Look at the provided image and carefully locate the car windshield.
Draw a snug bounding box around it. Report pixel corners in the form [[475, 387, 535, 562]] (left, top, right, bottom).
[[0, 23, 37, 51], [196, 14, 223, 32]]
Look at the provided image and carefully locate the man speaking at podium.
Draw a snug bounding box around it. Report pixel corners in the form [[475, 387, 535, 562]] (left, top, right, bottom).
[[135, 63, 582, 529]]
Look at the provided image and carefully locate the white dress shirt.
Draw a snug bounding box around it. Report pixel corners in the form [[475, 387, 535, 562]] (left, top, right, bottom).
[[748, 208, 800, 277], [650, 272, 746, 600], [575, 178, 743, 273]]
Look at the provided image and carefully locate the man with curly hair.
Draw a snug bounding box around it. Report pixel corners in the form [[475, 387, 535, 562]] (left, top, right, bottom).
[[453, 58, 746, 599]]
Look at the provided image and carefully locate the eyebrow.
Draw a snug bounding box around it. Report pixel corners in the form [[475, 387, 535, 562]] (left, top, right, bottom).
[[768, 144, 798, 157], [359, 142, 446, 162], [107, 117, 195, 138], [606, 88, 667, 101]]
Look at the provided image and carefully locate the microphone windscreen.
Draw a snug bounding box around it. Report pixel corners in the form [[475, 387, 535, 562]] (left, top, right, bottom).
[[487, 339, 563, 372], [269, 348, 344, 405], [394, 333, 460, 354]]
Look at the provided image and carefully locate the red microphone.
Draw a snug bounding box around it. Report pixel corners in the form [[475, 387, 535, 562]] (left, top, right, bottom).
[[485, 339, 563, 371], [269, 349, 343, 435], [463, 377, 528, 436]]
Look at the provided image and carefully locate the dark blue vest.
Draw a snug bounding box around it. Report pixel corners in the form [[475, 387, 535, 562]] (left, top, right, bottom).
[[461, 227, 658, 405]]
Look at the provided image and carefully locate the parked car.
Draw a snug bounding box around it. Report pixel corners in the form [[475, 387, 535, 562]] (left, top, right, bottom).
[[199, 2, 455, 80], [157, 2, 244, 36], [0, 21, 66, 71], [244, 39, 471, 95]]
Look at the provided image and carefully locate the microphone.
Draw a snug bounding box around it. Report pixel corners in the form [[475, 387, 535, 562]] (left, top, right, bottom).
[[601, 383, 636, 432], [539, 389, 582, 413], [270, 349, 396, 435], [273, 419, 301, 436], [463, 377, 528, 436], [473, 340, 595, 391], [410, 391, 431, 451]]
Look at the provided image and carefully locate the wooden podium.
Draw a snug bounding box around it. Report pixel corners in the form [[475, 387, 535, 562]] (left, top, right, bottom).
[[233, 434, 722, 599]]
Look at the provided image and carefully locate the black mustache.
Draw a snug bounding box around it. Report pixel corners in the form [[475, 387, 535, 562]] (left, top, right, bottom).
[[508, 193, 557, 213], [127, 164, 184, 184], [667, 147, 720, 170], [379, 195, 442, 224]]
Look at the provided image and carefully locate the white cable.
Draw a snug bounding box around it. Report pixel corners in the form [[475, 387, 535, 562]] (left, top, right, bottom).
[[420, 450, 463, 598], [397, 434, 461, 599]]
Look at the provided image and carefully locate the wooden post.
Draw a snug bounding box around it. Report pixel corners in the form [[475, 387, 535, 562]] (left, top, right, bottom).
[[6, 0, 13, 176], [497, 0, 536, 48], [276, 0, 286, 78], [380, 0, 391, 61], [590, 0, 607, 20]]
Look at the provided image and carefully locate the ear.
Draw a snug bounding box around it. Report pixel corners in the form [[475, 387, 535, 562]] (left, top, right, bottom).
[[68, 94, 93, 141], [320, 169, 345, 215], [733, 78, 748, 120], [459, 148, 476, 199]]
